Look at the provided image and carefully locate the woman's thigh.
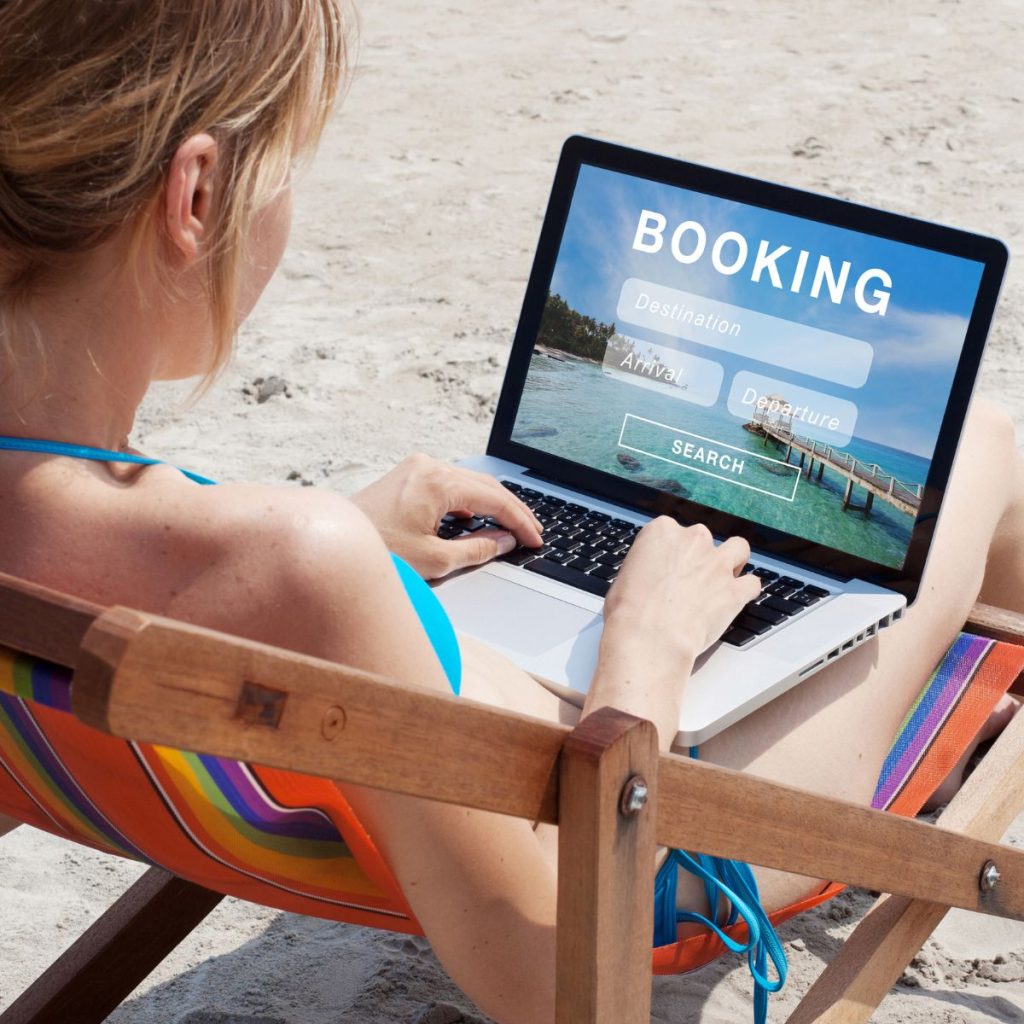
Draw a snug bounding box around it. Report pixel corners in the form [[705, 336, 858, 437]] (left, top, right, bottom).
[[697, 398, 1021, 908], [458, 399, 1022, 916]]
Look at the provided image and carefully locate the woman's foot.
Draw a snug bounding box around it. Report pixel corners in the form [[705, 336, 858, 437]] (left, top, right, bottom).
[[923, 693, 1022, 811]]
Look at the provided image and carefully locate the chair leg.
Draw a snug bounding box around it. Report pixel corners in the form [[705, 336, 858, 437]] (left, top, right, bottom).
[[556, 707, 659, 1024], [786, 693, 1024, 1024], [0, 867, 224, 1024]]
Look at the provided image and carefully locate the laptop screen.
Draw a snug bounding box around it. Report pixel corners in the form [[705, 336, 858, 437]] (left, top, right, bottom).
[[492, 140, 1004, 588]]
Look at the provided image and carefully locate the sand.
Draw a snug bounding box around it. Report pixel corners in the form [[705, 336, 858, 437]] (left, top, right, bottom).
[[3, 0, 1024, 1020]]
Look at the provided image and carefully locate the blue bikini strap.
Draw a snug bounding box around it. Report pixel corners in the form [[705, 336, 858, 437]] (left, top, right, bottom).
[[0, 434, 461, 691], [0, 436, 218, 486]]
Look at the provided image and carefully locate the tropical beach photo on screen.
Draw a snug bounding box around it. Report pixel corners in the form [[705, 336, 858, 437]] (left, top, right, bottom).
[[511, 164, 987, 569]]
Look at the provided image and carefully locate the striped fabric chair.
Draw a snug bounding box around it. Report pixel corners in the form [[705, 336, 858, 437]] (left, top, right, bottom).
[[2, 569, 1024, 1024]]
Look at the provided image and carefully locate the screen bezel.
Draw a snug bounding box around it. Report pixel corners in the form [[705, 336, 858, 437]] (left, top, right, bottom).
[[487, 135, 1009, 601]]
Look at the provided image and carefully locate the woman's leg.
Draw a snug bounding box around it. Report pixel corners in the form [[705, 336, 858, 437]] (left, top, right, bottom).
[[465, 399, 1024, 921], [698, 398, 1024, 910]]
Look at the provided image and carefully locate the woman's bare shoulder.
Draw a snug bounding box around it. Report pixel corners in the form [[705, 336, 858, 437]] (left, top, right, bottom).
[[139, 476, 390, 648], [2, 462, 396, 658]]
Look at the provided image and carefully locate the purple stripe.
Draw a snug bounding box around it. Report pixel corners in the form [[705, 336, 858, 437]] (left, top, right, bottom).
[[29, 657, 73, 712], [0, 695, 144, 858], [203, 756, 339, 842], [873, 636, 990, 808], [132, 745, 408, 920]]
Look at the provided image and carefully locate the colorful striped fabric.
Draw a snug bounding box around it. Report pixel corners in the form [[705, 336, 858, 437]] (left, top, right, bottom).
[[0, 645, 419, 931], [2, 631, 1023, 975], [651, 631, 1024, 973], [872, 632, 1024, 815]]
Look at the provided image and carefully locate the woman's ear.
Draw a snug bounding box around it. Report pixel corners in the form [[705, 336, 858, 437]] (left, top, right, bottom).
[[164, 133, 219, 261]]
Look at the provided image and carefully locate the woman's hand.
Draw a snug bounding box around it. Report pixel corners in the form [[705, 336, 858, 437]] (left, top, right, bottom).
[[586, 516, 760, 748], [351, 454, 544, 579]]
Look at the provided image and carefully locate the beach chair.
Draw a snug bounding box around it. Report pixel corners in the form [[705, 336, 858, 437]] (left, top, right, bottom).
[[1, 567, 1023, 1024]]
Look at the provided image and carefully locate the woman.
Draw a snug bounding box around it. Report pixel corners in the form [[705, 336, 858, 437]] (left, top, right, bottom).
[[1, 2, 1022, 1021]]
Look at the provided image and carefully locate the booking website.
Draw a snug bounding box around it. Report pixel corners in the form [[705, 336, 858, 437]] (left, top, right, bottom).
[[510, 164, 986, 569]]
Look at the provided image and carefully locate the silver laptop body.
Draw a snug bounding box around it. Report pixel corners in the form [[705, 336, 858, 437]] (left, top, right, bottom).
[[433, 137, 1007, 747]]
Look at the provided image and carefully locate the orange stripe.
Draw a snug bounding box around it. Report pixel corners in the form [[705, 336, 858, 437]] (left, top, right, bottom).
[[140, 747, 390, 903]]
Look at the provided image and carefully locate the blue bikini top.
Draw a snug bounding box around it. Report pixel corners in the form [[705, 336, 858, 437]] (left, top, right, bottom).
[[0, 435, 462, 695]]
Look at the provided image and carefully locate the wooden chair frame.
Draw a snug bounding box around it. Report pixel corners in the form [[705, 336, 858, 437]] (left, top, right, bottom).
[[1, 569, 1023, 1024]]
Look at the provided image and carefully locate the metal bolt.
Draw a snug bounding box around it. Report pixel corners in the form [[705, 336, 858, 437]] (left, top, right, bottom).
[[620, 776, 649, 817], [980, 860, 1001, 893]]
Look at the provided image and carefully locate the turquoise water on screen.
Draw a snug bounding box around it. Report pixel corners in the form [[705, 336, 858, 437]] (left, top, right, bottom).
[[512, 354, 930, 569]]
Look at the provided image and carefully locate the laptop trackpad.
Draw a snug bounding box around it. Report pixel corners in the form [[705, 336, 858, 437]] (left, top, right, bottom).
[[436, 571, 600, 656]]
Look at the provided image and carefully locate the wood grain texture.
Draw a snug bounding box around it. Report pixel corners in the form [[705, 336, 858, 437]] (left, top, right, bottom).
[[786, 683, 1024, 1024], [966, 601, 1024, 645], [556, 708, 658, 1024], [74, 608, 1024, 918], [0, 868, 222, 1024], [73, 608, 569, 825], [0, 571, 101, 669], [656, 753, 1024, 919]]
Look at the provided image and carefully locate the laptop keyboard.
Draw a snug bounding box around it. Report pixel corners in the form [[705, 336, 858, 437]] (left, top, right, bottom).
[[436, 479, 831, 648]]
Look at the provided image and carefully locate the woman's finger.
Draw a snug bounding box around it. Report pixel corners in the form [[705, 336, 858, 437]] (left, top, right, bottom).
[[434, 529, 518, 575], [456, 467, 544, 531], [443, 475, 543, 547], [717, 534, 752, 572]]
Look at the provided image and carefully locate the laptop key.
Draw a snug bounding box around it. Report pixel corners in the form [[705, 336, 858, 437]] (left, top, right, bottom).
[[743, 603, 786, 626], [565, 557, 599, 573], [802, 584, 831, 598], [550, 536, 581, 551], [524, 557, 611, 597], [735, 614, 772, 636], [500, 546, 546, 566], [760, 596, 804, 617], [590, 564, 618, 582], [721, 626, 757, 647], [449, 517, 487, 532], [751, 567, 779, 582], [789, 590, 821, 607], [544, 549, 574, 564]]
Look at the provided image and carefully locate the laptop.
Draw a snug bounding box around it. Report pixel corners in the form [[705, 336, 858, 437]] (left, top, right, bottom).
[[432, 136, 1008, 746]]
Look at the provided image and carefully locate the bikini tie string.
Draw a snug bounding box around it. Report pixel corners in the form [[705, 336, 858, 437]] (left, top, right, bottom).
[[653, 747, 787, 1024]]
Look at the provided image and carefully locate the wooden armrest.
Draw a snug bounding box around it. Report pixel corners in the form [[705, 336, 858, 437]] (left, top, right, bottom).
[[0, 570, 102, 668], [966, 601, 1024, 645], [73, 606, 1024, 921]]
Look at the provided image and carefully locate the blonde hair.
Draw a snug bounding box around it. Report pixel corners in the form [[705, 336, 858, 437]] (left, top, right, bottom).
[[0, 0, 347, 391]]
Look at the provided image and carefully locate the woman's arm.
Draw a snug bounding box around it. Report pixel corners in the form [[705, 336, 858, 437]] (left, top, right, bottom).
[[232, 488, 563, 1022], [183, 485, 755, 1023]]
